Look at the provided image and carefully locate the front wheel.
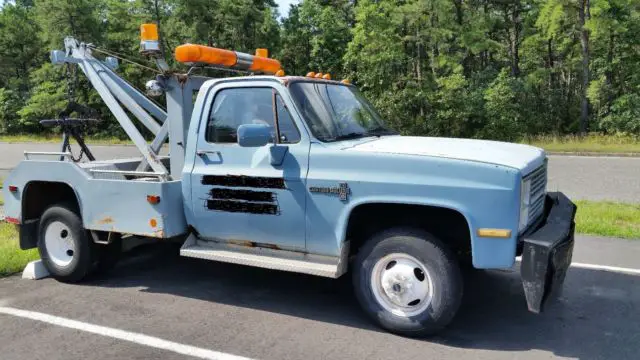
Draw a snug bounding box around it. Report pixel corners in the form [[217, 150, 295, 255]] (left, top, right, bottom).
[[352, 227, 463, 337]]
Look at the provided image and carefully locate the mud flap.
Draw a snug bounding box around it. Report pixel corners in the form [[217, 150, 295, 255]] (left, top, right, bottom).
[[520, 192, 577, 313], [19, 219, 40, 250]]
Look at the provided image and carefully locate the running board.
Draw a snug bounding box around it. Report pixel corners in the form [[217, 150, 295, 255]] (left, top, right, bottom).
[[180, 235, 348, 278]]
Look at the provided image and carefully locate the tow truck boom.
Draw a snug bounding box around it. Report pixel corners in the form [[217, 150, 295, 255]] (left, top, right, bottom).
[[52, 36, 208, 178]]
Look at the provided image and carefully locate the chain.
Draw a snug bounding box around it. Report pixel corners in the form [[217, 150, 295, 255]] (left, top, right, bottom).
[[62, 64, 83, 163], [69, 147, 85, 162]]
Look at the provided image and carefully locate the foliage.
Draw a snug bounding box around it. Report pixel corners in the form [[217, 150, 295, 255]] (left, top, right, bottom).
[[0, 222, 40, 277], [575, 200, 640, 239], [0, 0, 638, 141], [524, 133, 640, 153]]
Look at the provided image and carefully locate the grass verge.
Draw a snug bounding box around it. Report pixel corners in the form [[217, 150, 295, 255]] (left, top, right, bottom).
[[0, 134, 132, 145], [524, 134, 640, 154], [575, 200, 640, 239], [0, 222, 39, 277], [2, 177, 40, 276]]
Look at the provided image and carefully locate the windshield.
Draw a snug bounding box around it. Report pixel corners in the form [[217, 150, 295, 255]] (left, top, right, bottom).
[[288, 82, 397, 142]]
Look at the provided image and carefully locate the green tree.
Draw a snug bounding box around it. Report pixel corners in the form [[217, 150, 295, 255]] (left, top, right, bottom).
[[0, 3, 41, 89], [35, 0, 104, 48]]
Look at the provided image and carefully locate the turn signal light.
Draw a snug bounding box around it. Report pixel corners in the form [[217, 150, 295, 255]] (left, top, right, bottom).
[[8, 185, 18, 193], [147, 195, 161, 205]]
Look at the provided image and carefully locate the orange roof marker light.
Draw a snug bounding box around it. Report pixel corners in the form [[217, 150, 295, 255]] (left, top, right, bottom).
[[322, 73, 331, 80], [341, 79, 351, 85], [175, 44, 283, 75], [314, 73, 323, 78], [306, 72, 316, 78], [275, 69, 286, 77]]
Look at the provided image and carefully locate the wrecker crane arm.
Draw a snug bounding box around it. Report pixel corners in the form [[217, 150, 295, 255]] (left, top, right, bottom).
[[50, 36, 209, 178]]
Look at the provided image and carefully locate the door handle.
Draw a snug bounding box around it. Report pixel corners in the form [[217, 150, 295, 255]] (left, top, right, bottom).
[[196, 150, 221, 157]]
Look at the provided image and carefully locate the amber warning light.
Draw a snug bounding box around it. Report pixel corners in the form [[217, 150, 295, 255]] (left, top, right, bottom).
[[175, 44, 282, 75], [140, 24, 160, 53]]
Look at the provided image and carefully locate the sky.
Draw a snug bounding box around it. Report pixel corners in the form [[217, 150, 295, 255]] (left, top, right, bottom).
[[275, 0, 299, 17]]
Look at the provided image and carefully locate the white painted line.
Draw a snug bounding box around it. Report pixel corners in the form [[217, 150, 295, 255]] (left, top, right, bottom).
[[516, 257, 640, 275], [0, 306, 255, 360], [570, 262, 640, 275]]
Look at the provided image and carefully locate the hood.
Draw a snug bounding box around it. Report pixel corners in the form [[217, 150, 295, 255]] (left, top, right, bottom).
[[345, 136, 545, 174]]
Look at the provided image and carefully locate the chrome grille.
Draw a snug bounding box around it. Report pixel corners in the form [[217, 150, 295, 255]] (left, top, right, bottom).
[[526, 162, 547, 223]]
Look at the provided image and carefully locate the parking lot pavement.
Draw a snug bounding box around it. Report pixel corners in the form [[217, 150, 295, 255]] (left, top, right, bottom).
[[1, 236, 639, 360], [547, 155, 640, 202]]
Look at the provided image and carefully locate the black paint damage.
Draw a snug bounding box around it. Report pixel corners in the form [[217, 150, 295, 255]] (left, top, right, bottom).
[[201, 175, 285, 189], [202, 175, 283, 215], [209, 188, 275, 202], [206, 199, 279, 215]]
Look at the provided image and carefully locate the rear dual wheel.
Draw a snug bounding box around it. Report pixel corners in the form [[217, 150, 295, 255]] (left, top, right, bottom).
[[37, 204, 121, 282], [353, 227, 463, 337]]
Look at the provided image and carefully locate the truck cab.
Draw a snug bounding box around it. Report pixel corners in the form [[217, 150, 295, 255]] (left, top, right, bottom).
[[2, 32, 577, 337]]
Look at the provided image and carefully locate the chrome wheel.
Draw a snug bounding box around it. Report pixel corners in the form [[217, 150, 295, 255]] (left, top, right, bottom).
[[371, 253, 434, 317], [44, 221, 76, 267]]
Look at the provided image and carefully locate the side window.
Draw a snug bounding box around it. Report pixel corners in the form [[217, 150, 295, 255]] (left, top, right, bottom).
[[275, 94, 301, 144], [206, 88, 275, 143]]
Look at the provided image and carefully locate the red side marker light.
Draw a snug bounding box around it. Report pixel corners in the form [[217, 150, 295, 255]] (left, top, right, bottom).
[[5, 217, 20, 224], [147, 195, 161, 205], [8, 185, 18, 193]]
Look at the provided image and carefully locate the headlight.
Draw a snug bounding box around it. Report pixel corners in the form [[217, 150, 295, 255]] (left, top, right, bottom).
[[519, 179, 531, 233]]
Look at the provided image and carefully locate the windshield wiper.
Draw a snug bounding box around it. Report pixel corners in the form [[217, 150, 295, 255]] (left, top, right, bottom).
[[366, 126, 398, 136], [326, 132, 368, 142]]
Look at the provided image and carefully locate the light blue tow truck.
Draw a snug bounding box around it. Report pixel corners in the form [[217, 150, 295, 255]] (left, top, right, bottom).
[[2, 25, 577, 336]]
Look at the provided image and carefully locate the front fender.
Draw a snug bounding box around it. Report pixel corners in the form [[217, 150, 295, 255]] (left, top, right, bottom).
[[333, 195, 519, 270], [336, 195, 474, 248]]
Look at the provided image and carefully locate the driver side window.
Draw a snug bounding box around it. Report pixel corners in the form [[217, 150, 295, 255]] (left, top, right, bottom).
[[206, 88, 275, 143]]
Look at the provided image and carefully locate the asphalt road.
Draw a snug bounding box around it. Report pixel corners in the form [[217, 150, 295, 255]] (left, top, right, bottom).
[[1, 142, 639, 202], [547, 155, 640, 202], [0, 235, 639, 360]]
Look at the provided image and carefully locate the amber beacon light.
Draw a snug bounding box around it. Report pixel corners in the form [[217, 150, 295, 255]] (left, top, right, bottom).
[[140, 23, 160, 53], [175, 44, 282, 75]]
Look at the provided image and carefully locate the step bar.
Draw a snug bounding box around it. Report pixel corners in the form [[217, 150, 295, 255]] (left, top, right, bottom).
[[180, 235, 349, 278]]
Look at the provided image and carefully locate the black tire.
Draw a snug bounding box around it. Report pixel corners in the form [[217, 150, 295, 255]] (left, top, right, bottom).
[[37, 204, 95, 283], [352, 227, 463, 337]]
